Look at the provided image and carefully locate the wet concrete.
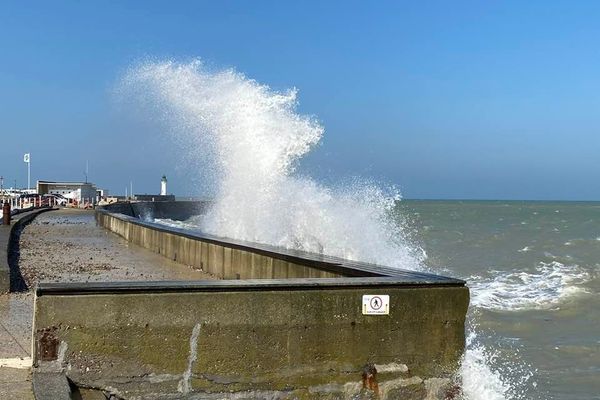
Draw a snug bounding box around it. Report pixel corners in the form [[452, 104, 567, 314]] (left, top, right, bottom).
[[0, 208, 217, 398]]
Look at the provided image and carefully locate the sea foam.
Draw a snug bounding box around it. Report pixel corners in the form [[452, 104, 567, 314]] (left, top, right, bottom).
[[469, 261, 589, 311]]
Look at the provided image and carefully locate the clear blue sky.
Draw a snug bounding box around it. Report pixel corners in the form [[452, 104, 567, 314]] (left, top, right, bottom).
[[1, 1, 599, 200]]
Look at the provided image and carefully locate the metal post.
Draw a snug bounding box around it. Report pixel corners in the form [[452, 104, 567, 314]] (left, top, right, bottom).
[[2, 202, 10, 225]]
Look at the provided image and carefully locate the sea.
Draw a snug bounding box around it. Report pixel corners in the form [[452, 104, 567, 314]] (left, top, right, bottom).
[[398, 200, 600, 400]]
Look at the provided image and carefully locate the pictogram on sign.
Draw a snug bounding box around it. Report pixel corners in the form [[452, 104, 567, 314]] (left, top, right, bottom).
[[362, 295, 390, 315]]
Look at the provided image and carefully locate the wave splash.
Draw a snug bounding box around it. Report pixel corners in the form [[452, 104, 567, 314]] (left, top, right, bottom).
[[469, 261, 589, 311], [121, 59, 422, 269], [458, 326, 536, 400], [121, 59, 532, 400]]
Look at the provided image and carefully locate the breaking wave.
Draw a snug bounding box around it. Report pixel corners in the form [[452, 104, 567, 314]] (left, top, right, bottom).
[[120, 58, 538, 400], [469, 261, 589, 311], [120, 59, 422, 269], [458, 327, 536, 400]]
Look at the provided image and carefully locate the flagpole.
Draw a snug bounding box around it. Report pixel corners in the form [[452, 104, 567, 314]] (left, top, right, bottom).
[[24, 153, 31, 191]]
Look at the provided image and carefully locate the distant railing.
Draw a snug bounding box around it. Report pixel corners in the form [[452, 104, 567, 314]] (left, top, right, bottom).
[[0, 195, 97, 219]]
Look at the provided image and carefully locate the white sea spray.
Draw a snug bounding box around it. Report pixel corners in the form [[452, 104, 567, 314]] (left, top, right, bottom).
[[120, 59, 422, 269], [120, 58, 528, 400]]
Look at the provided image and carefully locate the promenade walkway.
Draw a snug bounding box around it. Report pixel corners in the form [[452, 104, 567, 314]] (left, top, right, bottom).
[[0, 210, 44, 399], [0, 208, 215, 398]]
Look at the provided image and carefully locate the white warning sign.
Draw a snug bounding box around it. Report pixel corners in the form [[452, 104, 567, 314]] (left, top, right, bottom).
[[362, 295, 390, 315]]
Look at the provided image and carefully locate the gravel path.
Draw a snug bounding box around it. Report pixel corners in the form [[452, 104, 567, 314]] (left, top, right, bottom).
[[19, 208, 216, 285]]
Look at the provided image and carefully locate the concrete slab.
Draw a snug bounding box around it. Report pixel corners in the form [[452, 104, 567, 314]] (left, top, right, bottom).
[[0, 367, 34, 399], [0, 357, 32, 368], [0, 293, 33, 358], [0, 290, 34, 398], [32, 372, 71, 400]]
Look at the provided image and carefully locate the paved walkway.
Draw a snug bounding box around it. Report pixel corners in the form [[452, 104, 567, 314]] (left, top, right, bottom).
[[0, 208, 215, 398], [0, 292, 34, 399], [0, 210, 41, 400]]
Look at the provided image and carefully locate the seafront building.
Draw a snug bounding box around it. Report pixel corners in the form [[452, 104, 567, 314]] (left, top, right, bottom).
[[36, 180, 100, 206], [2, 176, 172, 209]]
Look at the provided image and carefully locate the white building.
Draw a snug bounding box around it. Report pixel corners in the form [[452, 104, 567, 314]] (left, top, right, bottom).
[[37, 180, 99, 205]]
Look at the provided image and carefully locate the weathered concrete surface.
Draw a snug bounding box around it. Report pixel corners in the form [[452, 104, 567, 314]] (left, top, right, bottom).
[[0, 292, 34, 399], [85, 204, 470, 398], [33, 284, 469, 399], [0, 209, 53, 400], [31, 371, 71, 400], [0, 365, 34, 399], [0, 292, 33, 359], [97, 211, 342, 280], [20, 209, 217, 286], [96, 209, 465, 285], [0, 209, 220, 400]]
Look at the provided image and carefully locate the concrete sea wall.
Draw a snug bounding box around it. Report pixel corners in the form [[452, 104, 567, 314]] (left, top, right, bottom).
[[1, 207, 53, 292], [32, 203, 470, 399], [34, 281, 468, 399], [96, 210, 342, 279]]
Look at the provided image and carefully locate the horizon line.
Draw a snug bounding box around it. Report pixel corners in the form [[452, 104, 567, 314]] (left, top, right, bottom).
[[401, 197, 600, 202]]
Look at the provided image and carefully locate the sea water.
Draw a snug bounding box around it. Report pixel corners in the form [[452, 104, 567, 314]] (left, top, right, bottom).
[[121, 60, 598, 399], [398, 200, 599, 400]]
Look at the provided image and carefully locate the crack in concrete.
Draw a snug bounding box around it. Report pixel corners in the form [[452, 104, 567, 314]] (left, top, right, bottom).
[[177, 322, 201, 394], [0, 320, 29, 356]]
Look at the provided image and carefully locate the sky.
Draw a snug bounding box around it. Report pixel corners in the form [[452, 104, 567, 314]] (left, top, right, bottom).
[[1, 1, 599, 200]]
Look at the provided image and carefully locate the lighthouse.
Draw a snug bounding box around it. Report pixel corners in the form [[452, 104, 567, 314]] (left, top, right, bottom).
[[160, 175, 167, 196]]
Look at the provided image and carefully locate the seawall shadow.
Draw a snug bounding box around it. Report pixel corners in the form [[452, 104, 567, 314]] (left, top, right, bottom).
[[8, 222, 29, 292]]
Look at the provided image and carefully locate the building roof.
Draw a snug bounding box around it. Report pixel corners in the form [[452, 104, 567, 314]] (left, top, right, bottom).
[[37, 180, 96, 186]]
